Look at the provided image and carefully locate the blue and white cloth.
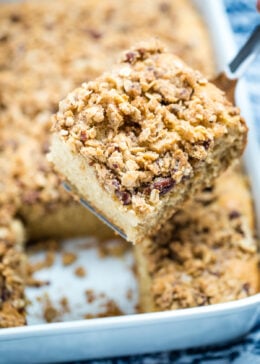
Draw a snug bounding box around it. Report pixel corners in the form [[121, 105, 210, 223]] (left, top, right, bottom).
[[76, 1, 260, 363]]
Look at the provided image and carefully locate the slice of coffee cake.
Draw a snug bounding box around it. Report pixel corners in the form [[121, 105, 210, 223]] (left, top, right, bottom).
[[50, 41, 247, 243]]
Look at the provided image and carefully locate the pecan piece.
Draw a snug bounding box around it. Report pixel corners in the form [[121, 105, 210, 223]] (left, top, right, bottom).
[[152, 177, 175, 195], [242, 282, 251, 295], [87, 29, 103, 39], [115, 190, 132, 205], [10, 14, 21, 22], [229, 210, 241, 220], [124, 52, 136, 64], [202, 140, 211, 150], [22, 191, 40, 204], [80, 130, 88, 142], [112, 179, 120, 190], [159, 2, 171, 13], [1, 288, 10, 302]]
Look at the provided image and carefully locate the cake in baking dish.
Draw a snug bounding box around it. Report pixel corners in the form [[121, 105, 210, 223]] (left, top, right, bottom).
[[50, 41, 247, 243], [135, 167, 259, 312], [0, 0, 255, 328]]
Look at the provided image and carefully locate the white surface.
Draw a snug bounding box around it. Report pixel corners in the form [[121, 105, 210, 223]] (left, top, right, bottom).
[[1, 0, 260, 363], [26, 238, 137, 324]]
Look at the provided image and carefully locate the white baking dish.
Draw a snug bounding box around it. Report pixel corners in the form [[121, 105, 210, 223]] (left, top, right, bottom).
[[0, 0, 260, 363]]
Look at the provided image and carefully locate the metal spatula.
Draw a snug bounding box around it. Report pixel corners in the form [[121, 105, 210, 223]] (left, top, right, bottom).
[[64, 25, 260, 240], [212, 24, 260, 103]]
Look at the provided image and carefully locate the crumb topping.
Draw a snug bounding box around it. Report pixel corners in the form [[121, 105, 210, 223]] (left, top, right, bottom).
[[142, 169, 259, 310], [84, 299, 124, 319], [37, 293, 70, 323], [0, 220, 26, 328], [53, 41, 246, 214]]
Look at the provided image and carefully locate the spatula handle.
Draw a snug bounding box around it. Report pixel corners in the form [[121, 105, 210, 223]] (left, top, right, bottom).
[[227, 24, 260, 78]]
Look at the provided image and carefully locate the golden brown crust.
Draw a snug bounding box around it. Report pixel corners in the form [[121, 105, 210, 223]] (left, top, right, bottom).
[[135, 167, 259, 311]]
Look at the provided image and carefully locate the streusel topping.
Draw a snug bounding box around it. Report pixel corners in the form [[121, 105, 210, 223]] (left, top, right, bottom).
[[53, 41, 246, 214], [0, 218, 26, 328]]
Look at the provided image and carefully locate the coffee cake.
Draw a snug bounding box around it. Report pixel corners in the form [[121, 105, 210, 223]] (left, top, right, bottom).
[[1, 0, 254, 327], [50, 42, 247, 243]]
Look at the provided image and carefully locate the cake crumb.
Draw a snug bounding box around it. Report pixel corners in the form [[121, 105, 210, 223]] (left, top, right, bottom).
[[27, 251, 55, 273], [85, 289, 96, 303], [42, 294, 60, 323], [25, 239, 59, 287], [59, 297, 70, 314], [84, 299, 124, 319], [131, 262, 137, 276], [62, 252, 77, 266], [44, 305, 59, 323], [74, 266, 86, 277], [100, 299, 124, 317], [135, 303, 141, 313], [126, 289, 133, 301], [26, 276, 50, 288], [38, 294, 71, 322]]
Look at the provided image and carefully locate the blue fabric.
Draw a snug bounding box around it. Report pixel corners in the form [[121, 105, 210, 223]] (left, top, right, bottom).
[[74, 1, 260, 363]]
